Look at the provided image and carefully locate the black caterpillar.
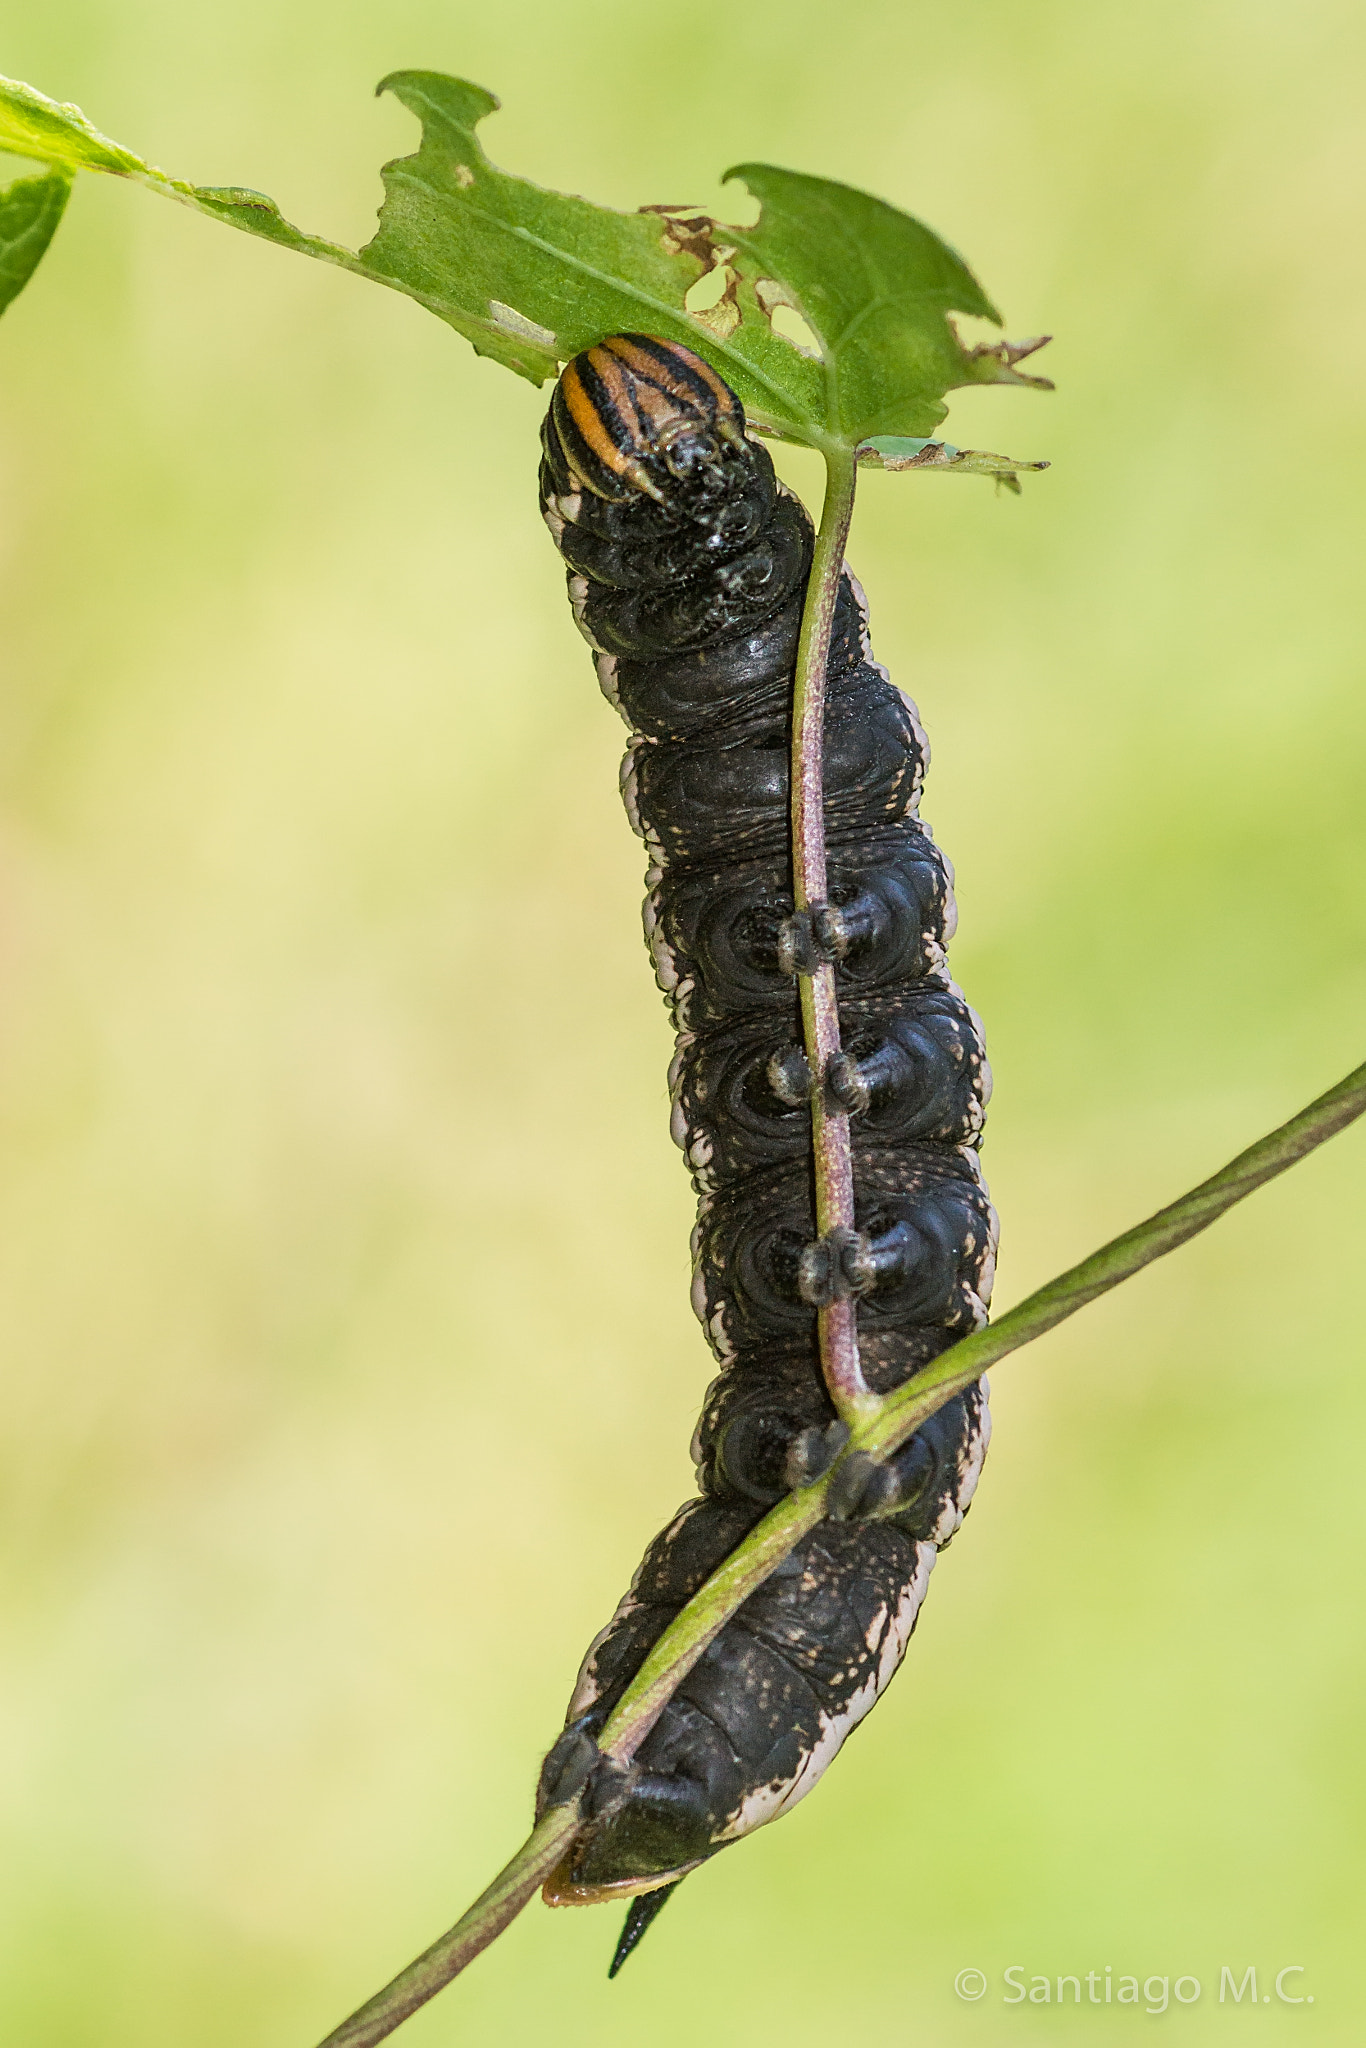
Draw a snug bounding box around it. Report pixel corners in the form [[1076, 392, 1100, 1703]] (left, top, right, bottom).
[[534, 336, 996, 1973]]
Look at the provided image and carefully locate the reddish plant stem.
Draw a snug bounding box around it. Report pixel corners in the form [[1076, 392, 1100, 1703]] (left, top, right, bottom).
[[790, 446, 873, 1421]]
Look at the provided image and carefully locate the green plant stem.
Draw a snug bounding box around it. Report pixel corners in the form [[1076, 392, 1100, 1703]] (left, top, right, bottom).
[[308, 1057, 1364, 2047], [592, 1057, 1366, 1750], [790, 444, 873, 1424], [313, 1804, 581, 2048], [857, 1054, 1366, 1463]]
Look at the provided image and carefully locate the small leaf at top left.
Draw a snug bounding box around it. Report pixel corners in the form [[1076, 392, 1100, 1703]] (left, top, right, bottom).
[[0, 167, 71, 319]]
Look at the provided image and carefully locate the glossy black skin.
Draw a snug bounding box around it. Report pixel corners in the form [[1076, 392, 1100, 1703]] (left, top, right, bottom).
[[537, 338, 992, 1922], [673, 988, 987, 1192], [628, 671, 925, 863], [649, 826, 959, 1029], [693, 1142, 993, 1355]]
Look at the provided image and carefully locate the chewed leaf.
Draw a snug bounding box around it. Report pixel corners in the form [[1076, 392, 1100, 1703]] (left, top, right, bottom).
[[0, 68, 1050, 464], [859, 434, 1050, 493], [0, 167, 70, 318], [712, 164, 1047, 445], [358, 73, 707, 380], [955, 330, 1055, 391]]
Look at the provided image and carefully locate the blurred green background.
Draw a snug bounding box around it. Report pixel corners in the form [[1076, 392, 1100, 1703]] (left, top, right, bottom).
[[1, 1, 1363, 2042]]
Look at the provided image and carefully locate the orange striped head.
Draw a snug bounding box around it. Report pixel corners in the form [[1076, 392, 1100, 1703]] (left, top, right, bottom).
[[548, 335, 747, 503]]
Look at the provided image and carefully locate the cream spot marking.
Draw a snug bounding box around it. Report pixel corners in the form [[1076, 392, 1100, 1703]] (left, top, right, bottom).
[[643, 891, 681, 993], [567, 1584, 646, 1717], [667, 1039, 692, 1150], [923, 1388, 991, 1542], [567, 573, 603, 650], [688, 1131, 715, 1179], [956, 1396, 992, 1511], [716, 1543, 939, 1845], [864, 1602, 890, 1654], [690, 1263, 709, 1327], [595, 652, 627, 718], [489, 300, 556, 349], [844, 565, 875, 663], [619, 746, 646, 839], [875, 1545, 937, 1687], [717, 1673, 880, 1840]]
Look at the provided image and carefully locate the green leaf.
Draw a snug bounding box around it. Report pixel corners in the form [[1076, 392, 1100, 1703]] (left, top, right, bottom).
[[358, 72, 705, 382], [0, 77, 141, 174], [357, 93, 1053, 449], [714, 165, 1001, 443], [0, 69, 1049, 463], [0, 166, 71, 317]]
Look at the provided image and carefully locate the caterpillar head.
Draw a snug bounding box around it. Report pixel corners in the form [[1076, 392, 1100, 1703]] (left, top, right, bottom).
[[548, 334, 749, 505]]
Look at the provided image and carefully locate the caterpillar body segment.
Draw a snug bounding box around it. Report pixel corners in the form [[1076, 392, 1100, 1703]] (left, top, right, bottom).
[[667, 986, 989, 1196], [536, 1390, 987, 1897], [642, 830, 959, 1030], [537, 336, 996, 1956]]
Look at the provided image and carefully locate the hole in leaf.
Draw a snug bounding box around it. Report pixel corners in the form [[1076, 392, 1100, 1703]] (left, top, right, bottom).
[[686, 257, 741, 341], [768, 303, 820, 359], [685, 262, 733, 314], [755, 281, 820, 360], [949, 314, 1002, 350]]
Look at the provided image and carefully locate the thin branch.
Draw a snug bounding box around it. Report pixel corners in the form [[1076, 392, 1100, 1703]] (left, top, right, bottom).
[[856, 1054, 1366, 1464], [307, 1056, 1364, 2047], [577, 1058, 1366, 1758], [313, 1804, 581, 2048], [790, 445, 873, 1422]]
